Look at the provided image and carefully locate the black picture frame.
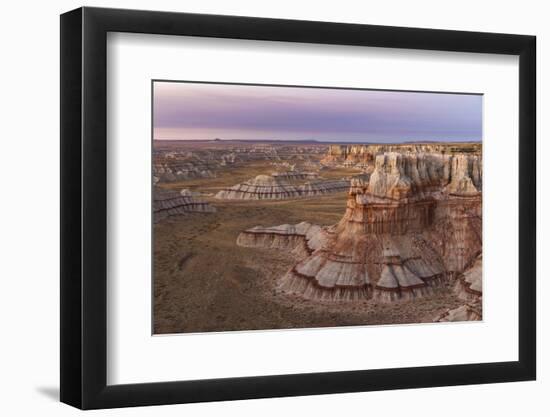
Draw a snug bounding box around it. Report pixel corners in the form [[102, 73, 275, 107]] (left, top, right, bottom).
[[60, 6, 536, 410]]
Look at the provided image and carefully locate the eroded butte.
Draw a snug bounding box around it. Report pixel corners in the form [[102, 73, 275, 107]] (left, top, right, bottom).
[[238, 151, 482, 307]]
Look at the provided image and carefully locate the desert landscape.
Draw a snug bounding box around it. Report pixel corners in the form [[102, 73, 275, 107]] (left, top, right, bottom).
[[153, 140, 482, 334]]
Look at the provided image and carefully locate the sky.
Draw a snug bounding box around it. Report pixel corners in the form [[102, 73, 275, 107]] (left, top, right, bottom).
[[153, 81, 482, 143]]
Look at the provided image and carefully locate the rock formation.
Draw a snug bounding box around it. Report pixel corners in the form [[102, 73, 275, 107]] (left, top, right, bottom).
[[295, 179, 350, 196], [153, 154, 216, 183], [322, 143, 482, 168], [237, 222, 327, 258], [454, 255, 482, 302], [152, 141, 331, 184], [215, 175, 301, 200], [215, 174, 350, 200], [154, 189, 216, 222], [237, 151, 482, 303], [435, 256, 482, 321], [271, 171, 319, 181]]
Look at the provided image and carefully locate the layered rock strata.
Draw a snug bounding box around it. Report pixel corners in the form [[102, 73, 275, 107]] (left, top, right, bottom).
[[435, 256, 482, 321], [237, 152, 482, 303], [237, 222, 327, 258], [295, 180, 349, 196], [454, 256, 482, 302], [154, 189, 216, 223], [271, 171, 319, 181], [322, 143, 482, 167], [215, 175, 349, 200], [215, 175, 300, 200], [153, 155, 215, 182]]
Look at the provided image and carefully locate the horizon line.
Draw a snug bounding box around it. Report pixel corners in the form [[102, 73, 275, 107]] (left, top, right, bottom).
[[153, 138, 483, 143]]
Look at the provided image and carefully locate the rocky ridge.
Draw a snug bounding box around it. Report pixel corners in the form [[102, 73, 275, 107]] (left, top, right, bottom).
[[322, 143, 482, 168], [154, 189, 216, 222], [215, 174, 350, 200]]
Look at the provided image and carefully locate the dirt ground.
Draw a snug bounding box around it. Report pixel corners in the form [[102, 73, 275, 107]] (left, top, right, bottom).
[[153, 191, 464, 334]]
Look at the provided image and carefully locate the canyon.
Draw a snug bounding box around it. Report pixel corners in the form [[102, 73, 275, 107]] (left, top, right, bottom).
[[153, 140, 483, 334]]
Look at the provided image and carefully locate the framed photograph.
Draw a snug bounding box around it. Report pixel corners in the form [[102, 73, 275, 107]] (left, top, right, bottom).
[[60, 7, 536, 409]]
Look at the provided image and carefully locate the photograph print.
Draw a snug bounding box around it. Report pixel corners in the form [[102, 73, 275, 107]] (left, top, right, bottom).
[[152, 81, 482, 335]]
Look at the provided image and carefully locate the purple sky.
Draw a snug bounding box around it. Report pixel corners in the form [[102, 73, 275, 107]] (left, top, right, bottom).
[[153, 81, 482, 142]]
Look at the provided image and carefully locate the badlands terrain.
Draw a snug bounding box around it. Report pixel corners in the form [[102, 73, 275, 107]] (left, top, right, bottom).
[[153, 140, 482, 334]]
